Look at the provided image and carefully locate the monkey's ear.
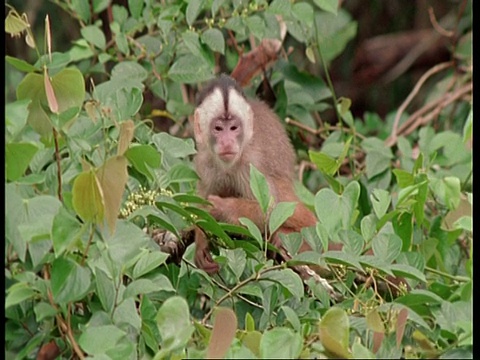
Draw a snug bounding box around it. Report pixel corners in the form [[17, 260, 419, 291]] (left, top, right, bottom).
[[193, 109, 205, 145]]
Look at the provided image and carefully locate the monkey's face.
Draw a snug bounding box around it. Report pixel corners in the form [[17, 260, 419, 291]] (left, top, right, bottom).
[[194, 84, 254, 166], [210, 116, 244, 163]]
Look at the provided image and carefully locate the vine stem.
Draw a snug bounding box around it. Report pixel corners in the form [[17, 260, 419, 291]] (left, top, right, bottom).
[[201, 264, 285, 324], [425, 266, 470, 282]]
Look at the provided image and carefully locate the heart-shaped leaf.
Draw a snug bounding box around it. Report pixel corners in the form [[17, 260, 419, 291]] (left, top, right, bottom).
[[315, 181, 360, 237]]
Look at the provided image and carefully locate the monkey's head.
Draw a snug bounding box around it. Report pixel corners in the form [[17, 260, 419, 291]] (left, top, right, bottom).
[[194, 75, 254, 165]]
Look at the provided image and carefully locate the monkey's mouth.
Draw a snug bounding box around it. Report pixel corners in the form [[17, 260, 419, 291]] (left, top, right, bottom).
[[219, 152, 237, 162]]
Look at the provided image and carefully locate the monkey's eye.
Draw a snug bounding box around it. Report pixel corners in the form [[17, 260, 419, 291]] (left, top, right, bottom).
[[214, 126, 223, 131], [230, 126, 238, 131]]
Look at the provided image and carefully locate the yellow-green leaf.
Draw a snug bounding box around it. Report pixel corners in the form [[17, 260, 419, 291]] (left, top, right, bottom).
[[96, 156, 128, 234], [319, 307, 351, 358], [72, 170, 105, 224], [366, 309, 385, 333], [118, 120, 135, 155], [5, 10, 29, 36]]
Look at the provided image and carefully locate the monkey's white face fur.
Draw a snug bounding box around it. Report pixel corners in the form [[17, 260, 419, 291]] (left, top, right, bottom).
[[194, 87, 254, 165]]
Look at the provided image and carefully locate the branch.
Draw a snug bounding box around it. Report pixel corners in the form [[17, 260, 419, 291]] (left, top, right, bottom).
[[385, 61, 454, 147]]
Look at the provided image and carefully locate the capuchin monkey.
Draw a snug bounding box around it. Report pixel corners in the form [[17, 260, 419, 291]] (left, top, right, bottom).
[[192, 74, 342, 273]]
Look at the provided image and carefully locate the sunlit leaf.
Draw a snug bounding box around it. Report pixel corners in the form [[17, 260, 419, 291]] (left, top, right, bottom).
[[72, 169, 105, 224], [96, 155, 128, 234], [319, 307, 351, 358]]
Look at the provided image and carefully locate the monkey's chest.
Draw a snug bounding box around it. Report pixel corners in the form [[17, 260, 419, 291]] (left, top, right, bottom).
[[209, 168, 252, 199]]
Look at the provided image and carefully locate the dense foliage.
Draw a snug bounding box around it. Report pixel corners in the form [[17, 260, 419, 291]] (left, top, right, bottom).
[[5, 1, 472, 359]]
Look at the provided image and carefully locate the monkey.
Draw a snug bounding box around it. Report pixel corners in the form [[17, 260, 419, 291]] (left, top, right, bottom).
[[192, 74, 342, 274], [190, 74, 409, 299]]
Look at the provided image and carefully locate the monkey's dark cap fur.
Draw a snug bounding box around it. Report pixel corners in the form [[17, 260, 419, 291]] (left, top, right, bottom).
[[197, 74, 246, 107]]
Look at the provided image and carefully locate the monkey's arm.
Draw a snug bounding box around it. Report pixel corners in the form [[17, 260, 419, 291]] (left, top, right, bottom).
[[207, 177, 317, 228]]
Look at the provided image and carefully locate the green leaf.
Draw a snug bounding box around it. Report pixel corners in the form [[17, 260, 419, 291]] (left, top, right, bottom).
[[338, 229, 364, 256], [186, 0, 205, 26], [33, 302, 58, 322], [201, 28, 225, 54], [52, 207, 84, 256], [225, 248, 247, 279], [454, 215, 472, 232], [292, 2, 314, 27], [5, 55, 39, 73], [81, 25, 106, 49], [393, 169, 414, 188], [5, 282, 37, 309], [249, 164, 271, 214], [111, 61, 148, 82], [106, 220, 151, 265], [155, 296, 195, 357], [50, 257, 91, 305], [79, 325, 126, 355], [124, 279, 161, 299], [168, 55, 214, 84], [16, 68, 85, 137], [262, 269, 304, 300], [319, 307, 351, 358], [260, 327, 303, 359], [132, 251, 170, 279], [6, 190, 61, 262], [166, 163, 199, 184], [462, 108, 472, 143], [360, 214, 377, 242], [371, 189, 391, 219], [372, 232, 402, 264], [314, 181, 360, 237], [128, 0, 144, 19], [281, 306, 301, 332], [152, 132, 197, 158], [124, 277, 174, 299], [430, 176, 461, 210], [389, 264, 426, 282], [315, 9, 357, 63], [309, 150, 338, 176], [95, 267, 116, 313], [269, 202, 297, 234], [365, 150, 391, 179], [267, 0, 292, 16], [322, 250, 363, 271], [245, 15, 266, 40], [5, 142, 39, 181], [313, 0, 338, 14], [239, 217, 264, 249]]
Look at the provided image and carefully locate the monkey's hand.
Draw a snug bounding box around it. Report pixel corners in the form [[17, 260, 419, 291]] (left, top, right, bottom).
[[194, 229, 220, 274]]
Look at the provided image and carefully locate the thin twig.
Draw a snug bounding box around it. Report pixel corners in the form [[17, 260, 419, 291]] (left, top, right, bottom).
[[385, 61, 453, 147], [201, 264, 285, 323], [428, 7, 454, 37], [400, 82, 472, 137]]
